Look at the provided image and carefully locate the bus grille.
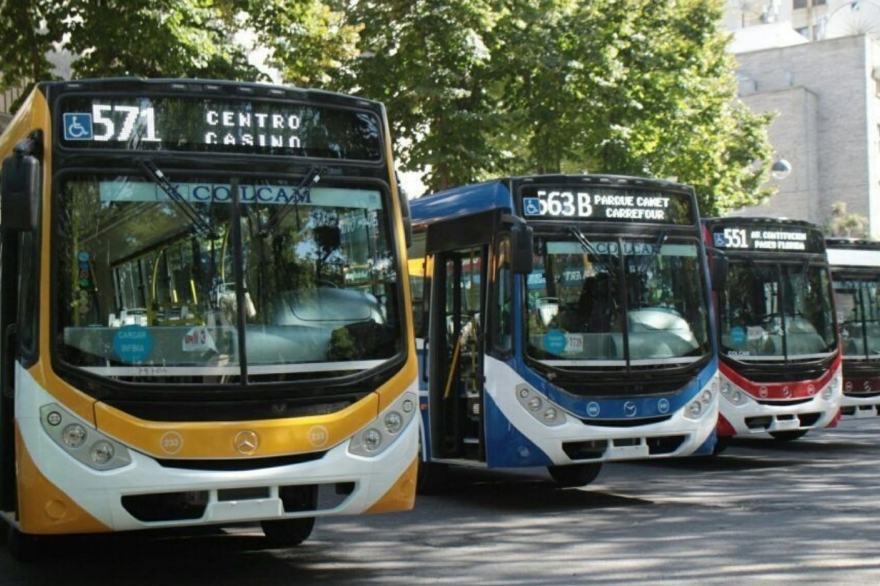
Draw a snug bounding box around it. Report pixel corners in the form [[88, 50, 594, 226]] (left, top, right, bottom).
[[155, 452, 326, 471]]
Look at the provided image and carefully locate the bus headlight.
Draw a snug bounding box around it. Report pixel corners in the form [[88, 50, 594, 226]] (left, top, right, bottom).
[[821, 373, 841, 401], [720, 379, 747, 406], [684, 378, 717, 421], [349, 392, 417, 457], [516, 384, 566, 427], [40, 404, 131, 471]]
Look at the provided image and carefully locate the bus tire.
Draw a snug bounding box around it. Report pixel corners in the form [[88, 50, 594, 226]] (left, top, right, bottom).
[[712, 436, 731, 456], [260, 517, 315, 548], [417, 460, 447, 495], [769, 430, 809, 442], [5, 524, 40, 563], [548, 463, 602, 488]]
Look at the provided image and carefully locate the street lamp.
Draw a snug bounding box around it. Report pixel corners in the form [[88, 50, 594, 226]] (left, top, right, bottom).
[[771, 157, 792, 180]]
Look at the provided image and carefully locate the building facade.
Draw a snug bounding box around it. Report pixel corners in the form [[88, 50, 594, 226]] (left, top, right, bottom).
[[724, 1, 880, 237]]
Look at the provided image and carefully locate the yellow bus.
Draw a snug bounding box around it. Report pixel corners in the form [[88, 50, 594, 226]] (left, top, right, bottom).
[[0, 78, 418, 559]]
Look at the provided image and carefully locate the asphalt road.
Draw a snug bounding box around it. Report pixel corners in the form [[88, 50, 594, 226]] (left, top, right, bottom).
[[3, 418, 880, 585]]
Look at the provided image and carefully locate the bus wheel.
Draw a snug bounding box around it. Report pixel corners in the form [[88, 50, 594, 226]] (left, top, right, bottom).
[[548, 463, 602, 488], [770, 430, 809, 442], [260, 517, 315, 548], [417, 459, 447, 495], [712, 436, 731, 456], [5, 524, 40, 563]]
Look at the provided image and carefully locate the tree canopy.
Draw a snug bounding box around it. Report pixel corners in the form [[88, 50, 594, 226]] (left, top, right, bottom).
[[0, 0, 773, 214]]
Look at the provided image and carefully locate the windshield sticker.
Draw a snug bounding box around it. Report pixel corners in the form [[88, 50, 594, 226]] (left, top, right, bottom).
[[543, 330, 567, 354], [99, 182, 382, 210], [182, 327, 218, 353], [546, 241, 696, 257], [730, 326, 746, 346], [113, 324, 154, 363]]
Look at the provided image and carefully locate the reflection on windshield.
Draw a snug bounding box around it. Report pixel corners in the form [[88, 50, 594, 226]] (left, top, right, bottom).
[[833, 277, 880, 360], [56, 175, 402, 382], [525, 237, 709, 366], [719, 261, 837, 361]]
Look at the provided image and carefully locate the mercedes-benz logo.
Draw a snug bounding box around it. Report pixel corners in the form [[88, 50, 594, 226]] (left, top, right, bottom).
[[623, 401, 637, 418], [234, 430, 260, 455]]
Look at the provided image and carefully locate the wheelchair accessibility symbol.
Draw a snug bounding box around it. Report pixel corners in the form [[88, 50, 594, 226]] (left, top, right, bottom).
[[523, 197, 542, 216], [63, 113, 93, 140]]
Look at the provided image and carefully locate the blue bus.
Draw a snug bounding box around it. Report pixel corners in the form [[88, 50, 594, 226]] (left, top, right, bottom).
[[407, 174, 720, 488]]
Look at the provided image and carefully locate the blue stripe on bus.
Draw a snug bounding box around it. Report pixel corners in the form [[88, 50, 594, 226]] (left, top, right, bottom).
[[484, 391, 553, 468], [512, 354, 718, 421]]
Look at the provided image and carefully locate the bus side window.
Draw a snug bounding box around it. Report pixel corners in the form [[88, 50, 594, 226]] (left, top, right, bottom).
[[492, 235, 512, 353], [407, 231, 429, 338]]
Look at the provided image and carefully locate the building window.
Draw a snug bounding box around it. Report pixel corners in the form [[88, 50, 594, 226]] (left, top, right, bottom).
[[795, 26, 811, 39], [793, 0, 807, 8]]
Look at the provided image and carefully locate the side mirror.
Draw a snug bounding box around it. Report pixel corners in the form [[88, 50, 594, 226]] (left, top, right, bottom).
[[1, 139, 40, 233], [510, 222, 534, 275], [710, 253, 729, 292]]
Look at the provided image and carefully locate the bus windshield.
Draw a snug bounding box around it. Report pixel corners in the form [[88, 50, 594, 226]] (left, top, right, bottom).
[[719, 260, 837, 361], [525, 235, 710, 367], [56, 173, 402, 382], [833, 276, 880, 360]]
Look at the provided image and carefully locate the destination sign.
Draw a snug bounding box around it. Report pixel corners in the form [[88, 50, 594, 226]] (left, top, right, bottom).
[[711, 225, 825, 253], [519, 186, 695, 225], [58, 96, 382, 161]]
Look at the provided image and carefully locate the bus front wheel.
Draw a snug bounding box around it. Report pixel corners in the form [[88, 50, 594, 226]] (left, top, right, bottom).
[[712, 436, 731, 456], [260, 517, 315, 548], [548, 463, 602, 488], [770, 430, 809, 442]]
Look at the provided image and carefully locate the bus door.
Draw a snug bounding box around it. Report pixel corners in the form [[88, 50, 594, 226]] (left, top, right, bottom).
[[430, 245, 487, 462]]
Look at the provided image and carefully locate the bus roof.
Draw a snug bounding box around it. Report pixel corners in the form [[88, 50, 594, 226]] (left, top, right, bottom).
[[409, 180, 514, 228], [825, 237, 880, 251], [410, 174, 694, 228], [702, 216, 823, 232], [35, 77, 384, 113]]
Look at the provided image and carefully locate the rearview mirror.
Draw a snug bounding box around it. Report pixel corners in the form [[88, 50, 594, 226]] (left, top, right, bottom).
[[710, 253, 729, 292], [510, 222, 534, 275], [1, 146, 40, 233]]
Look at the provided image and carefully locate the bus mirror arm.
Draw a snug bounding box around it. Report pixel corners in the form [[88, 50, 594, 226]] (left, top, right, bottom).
[[706, 247, 729, 292], [421, 337, 429, 383], [501, 215, 534, 275]]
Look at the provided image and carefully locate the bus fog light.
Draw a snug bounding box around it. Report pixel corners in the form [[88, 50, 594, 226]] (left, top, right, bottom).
[[384, 411, 403, 434], [721, 382, 731, 396], [821, 386, 833, 400], [543, 408, 558, 423], [62, 424, 88, 449], [362, 429, 383, 452], [685, 400, 702, 419], [700, 390, 713, 405], [90, 441, 115, 465], [519, 387, 530, 399], [349, 392, 416, 457], [527, 396, 542, 412]]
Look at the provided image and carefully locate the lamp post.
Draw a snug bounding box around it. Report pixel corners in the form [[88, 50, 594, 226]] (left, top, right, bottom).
[[771, 157, 792, 181]]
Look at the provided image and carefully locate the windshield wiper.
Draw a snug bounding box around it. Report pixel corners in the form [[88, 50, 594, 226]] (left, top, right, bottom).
[[636, 230, 668, 274], [260, 167, 324, 237], [137, 159, 215, 238], [568, 227, 618, 276]]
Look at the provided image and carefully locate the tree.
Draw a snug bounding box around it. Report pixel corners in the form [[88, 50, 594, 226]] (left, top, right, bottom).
[[0, 0, 66, 95], [827, 201, 869, 238], [494, 0, 773, 215], [339, 0, 503, 192]]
